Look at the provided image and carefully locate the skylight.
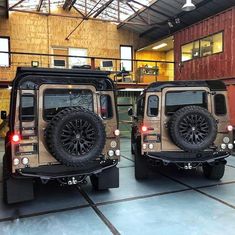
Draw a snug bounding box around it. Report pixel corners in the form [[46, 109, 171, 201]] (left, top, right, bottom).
[[9, 0, 153, 22]]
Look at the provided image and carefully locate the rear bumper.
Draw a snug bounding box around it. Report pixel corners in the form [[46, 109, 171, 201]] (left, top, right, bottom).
[[15, 160, 118, 180], [146, 151, 230, 164]]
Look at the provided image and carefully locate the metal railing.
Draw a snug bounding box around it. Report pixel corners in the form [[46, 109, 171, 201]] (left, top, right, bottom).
[[0, 51, 175, 85]]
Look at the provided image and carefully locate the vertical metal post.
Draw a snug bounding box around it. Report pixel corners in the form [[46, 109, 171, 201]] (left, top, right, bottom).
[[91, 57, 95, 69], [85, 0, 87, 15], [117, 0, 120, 22]]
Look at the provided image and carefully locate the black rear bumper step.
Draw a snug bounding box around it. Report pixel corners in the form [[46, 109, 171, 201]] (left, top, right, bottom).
[[16, 161, 117, 179], [146, 152, 230, 163]]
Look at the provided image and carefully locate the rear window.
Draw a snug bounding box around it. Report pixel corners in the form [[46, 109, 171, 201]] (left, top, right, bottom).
[[43, 89, 93, 121], [20, 95, 35, 121], [147, 95, 159, 117], [214, 94, 227, 115], [100, 95, 113, 119], [165, 90, 207, 115]]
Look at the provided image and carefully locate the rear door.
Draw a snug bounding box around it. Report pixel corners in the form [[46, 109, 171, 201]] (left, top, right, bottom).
[[161, 87, 211, 151], [38, 84, 97, 165]]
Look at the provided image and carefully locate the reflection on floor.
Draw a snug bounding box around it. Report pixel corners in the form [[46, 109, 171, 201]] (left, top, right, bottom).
[[0, 138, 235, 235]]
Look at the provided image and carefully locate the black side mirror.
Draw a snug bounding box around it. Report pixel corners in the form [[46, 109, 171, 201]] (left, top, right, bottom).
[[128, 107, 133, 116], [1, 111, 7, 120]]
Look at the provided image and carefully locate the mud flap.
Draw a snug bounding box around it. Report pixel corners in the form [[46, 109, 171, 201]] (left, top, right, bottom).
[[4, 177, 34, 204], [90, 166, 119, 190]]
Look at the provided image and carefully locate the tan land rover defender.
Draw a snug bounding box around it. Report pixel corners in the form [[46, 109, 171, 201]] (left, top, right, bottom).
[[129, 81, 233, 180], [2, 67, 120, 204]]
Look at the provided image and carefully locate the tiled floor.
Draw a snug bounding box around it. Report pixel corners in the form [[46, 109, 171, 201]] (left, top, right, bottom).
[[0, 138, 235, 235]]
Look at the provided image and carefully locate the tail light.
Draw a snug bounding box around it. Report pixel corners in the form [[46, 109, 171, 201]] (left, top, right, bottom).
[[227, 125, 233, 132], [141, 126, 148, 132], [12, 134, 21, 143]]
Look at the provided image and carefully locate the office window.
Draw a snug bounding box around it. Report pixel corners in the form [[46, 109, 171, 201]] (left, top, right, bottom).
[[68, 48, 88, 68], [181, 32, 223, 62], [52, 47, 88, 68], [52, 48, 68, 68], [181, 41, 199, 62], [120, 45, 132, 71], [0, 37, 10, 67]]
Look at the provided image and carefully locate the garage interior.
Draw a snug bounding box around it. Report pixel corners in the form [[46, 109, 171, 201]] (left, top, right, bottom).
[[1, 0, 235, 234]]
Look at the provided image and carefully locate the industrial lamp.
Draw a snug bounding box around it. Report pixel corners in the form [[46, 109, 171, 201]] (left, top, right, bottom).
[[182, 0, 196, 11]]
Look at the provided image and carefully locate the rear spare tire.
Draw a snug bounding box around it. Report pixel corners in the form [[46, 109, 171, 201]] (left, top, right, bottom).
[[169, 106, 217, 153], [46, 107, 106, 167]]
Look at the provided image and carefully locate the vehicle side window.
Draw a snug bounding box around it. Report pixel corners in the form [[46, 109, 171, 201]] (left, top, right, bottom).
[[214, 94, 227, 115], [20, 94, 35, 121], [43, 89, 93, 121], [100, 95, 113, 119], [165, 90, 207, 115], [137, 97, 144, 117], [147, 95, 159, 117]]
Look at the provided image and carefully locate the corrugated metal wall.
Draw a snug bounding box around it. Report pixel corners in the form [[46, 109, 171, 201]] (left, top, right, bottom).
[[174, 7, 235, 81]]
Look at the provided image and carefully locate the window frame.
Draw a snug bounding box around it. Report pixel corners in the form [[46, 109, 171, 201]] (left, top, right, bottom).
[[147, 95, 159, 117], [120, 45, 133, 72], [20, 93, 36, 122], [0, 36, 10, 68], [181, 31, 224, 63]]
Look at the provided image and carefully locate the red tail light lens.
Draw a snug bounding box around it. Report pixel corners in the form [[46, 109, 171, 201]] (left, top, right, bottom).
[[141, 126, 148, 132], [12, 134, 21, 143], [227, 125, 233, 132]]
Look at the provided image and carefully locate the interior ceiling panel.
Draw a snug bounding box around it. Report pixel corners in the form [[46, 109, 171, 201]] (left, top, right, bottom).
[[119, 0, 235, 41]]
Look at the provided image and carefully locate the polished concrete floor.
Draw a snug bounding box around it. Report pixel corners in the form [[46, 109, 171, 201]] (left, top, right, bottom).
[[0, 138, 235, 235]]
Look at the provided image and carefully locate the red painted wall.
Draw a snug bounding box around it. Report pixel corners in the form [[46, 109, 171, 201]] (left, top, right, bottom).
[[174, 7, 235, 81]]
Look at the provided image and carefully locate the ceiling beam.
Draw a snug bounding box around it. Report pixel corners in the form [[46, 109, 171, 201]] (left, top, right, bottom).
[[131, 0, 171, 18], [9, 0, 25, 10], [126, 2, 149, 25], [72, 5, 85, 17], [93, 0, 114, 18], [63, 0, 73, 10], [36, 0, 44, 12]]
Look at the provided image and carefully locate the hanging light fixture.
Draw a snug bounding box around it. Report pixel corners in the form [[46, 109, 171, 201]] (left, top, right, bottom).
[[182, 0, 196, 11]]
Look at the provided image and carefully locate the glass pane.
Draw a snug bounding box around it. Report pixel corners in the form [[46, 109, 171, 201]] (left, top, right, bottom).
[[147, 96, 159, 116], [214, 94, 226, 115], [200, 36, 213, 57], [53, 48, 68, 68], [181, 41, 199, 62], [44, 89, 93, 120], [100, 95, 113, 119], [21, 96, 35, 121], [68, 48, 88, 68], [165, 91, 207, 115], [0, 38, 10, 67], [120, 46, 132, 71], [212, 32, 223, 54]]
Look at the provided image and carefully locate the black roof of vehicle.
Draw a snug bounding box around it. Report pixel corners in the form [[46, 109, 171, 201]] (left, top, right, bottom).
[[145, 80, 226, 92], [12, 67, 115, 90]]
